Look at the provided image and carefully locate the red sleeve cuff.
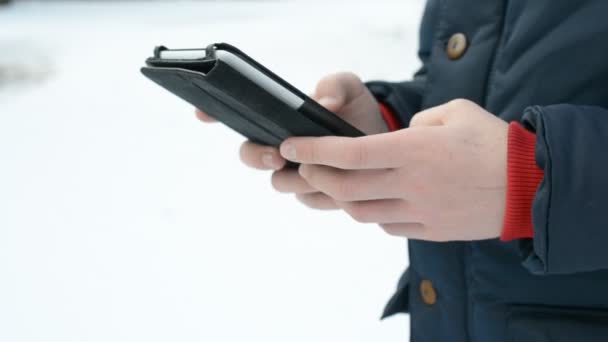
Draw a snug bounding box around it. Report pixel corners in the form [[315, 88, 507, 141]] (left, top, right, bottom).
[[378, 102, 401, 132], [500, 122, 545, 241]]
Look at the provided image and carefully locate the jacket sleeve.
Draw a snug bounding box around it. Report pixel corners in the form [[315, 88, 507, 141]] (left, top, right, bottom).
[[365, 0, 439, 127], [518, 104, 608, 275]]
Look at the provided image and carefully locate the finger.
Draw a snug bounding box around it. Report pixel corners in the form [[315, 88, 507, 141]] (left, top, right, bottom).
[[316, 96, 342, 113], [409, 99, 476, 127], [295, 192, 339, 210], [271, 169, 317, 194], [239, 141, 286, 170], [409, 106, 449, 127], [313, 72, 363, 111], [299, 164, 401, 201], [195, 109, 218, 123], [280, 133, 405, 169], [379, 223, 427, 239], [337, 199, 416, 224]]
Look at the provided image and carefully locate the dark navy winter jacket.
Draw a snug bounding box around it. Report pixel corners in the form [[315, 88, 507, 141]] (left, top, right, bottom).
[[367, 1, 608, 341]]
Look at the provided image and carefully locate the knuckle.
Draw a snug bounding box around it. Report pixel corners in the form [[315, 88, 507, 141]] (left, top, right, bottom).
[[309, 142, 319, 164], [296, 193, 330, 210], [298, 164, 313, 182], [295, 194, 315, 209], [347, 205, 372, 223], [355, 144, 369, 166], [240, 142, 271, 167], [380, 224, 402, 237], [271, 171, 287, 192], [448, 98, 473, 109], [330, 178, 356, 201], [301, 141, 320, 165], [409, 114, 423, 127], [309, 138, 331, 165], [342, 141, 368, 168]]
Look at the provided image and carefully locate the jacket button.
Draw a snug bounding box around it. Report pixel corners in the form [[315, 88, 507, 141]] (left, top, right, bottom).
[[420, 280, 437, 305], [446, 33, 468, 60]]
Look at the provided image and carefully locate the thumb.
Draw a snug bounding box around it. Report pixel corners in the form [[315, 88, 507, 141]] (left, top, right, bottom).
[[313, 72, 363, 112], [410, 99, 479, 127], [409, 105, 450, 127], [316, 96, 344, 112]]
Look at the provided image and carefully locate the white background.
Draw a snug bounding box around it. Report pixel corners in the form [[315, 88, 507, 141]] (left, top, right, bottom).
[[0, 1, 423, 341]]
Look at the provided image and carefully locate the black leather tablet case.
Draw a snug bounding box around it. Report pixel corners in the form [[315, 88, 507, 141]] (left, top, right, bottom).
[[141, 43, 364, 147]]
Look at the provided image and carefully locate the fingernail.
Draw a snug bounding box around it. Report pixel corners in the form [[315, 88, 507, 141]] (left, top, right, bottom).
[[298, 164, 309, 178], [281, 143, 297, 161], [318, 96, 338, 108], [262, 152, 277, 169]]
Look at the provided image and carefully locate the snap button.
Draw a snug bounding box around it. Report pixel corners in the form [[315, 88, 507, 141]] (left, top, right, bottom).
[[446, 33, 468, 60], [420, 280, 437, 305]]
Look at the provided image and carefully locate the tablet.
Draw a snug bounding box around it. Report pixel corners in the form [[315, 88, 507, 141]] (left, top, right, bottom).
[[159, 48, 305, 110], [141, 43, 364, 147]]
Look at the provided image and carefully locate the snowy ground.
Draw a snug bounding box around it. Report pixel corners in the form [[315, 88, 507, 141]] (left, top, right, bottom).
[[0, 1, 424, 341]]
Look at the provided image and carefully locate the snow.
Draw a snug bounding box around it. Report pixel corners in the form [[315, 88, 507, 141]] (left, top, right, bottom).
[[0, 1, 423, 341]]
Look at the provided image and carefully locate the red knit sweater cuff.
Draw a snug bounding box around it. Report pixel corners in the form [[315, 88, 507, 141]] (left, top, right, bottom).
[[501, 122, 545, 241], [378, 102, 401, 132]]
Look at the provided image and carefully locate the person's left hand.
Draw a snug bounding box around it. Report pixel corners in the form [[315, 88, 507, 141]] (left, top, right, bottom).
[[279, 99, 510, 241]]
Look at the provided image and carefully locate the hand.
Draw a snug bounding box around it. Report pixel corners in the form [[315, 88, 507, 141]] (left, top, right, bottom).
[[195, 72, 387, 210], [279, 99, 509, 241]]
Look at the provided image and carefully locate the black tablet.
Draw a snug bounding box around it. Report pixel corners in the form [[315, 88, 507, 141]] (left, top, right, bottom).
[[141, 43, 364, 147]]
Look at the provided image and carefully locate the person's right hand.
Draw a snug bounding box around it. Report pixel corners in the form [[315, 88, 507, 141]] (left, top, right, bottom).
[[195, 72, 387, 210]]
